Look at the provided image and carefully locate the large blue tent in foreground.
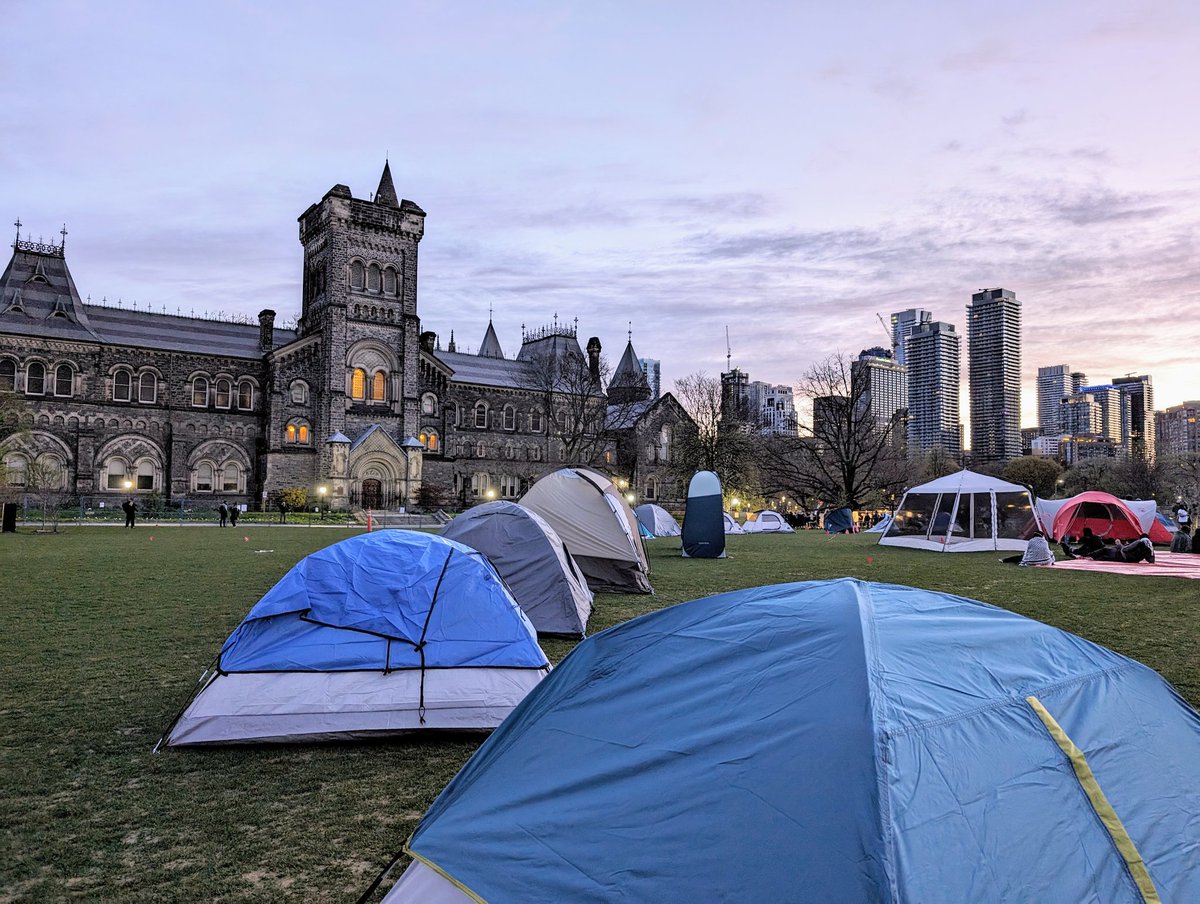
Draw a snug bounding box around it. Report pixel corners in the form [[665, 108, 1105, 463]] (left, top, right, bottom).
[[384, 578, 1200, 902]]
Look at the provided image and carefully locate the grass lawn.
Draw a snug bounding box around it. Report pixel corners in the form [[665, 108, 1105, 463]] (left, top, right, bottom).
[[2, 526, 1198, 901]]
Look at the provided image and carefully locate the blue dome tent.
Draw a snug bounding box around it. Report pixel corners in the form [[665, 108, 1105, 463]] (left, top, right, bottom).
[[380, 579, 1200, 902], [158, 531, 549, 747]]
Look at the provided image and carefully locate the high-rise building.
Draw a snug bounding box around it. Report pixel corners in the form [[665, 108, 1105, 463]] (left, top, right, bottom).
[[853, 346, 906, 430], [1080, 384, 1127, 445], [890, 308, 933, 366], [1113, 374, 1155, 461], [906, 320, 961, 457], [1060, 392, 1101, 436], [968, 288, 1022, 463], [1156, 402, 1200, 457], [743, 380, 797, 434], [638, 357, 661, 400], [1037, 364, 1074, 435]]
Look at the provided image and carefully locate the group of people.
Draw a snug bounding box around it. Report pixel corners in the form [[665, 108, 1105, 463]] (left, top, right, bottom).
[[217, 502, 240, 528], [1059, 529, 1157, 564]]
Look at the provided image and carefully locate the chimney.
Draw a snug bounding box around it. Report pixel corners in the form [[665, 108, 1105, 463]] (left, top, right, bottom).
[[587, 336, 602, 384], [258, 309, 276, 352]]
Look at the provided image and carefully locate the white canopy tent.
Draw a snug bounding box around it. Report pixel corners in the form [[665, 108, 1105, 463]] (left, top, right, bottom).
[[879, 470, 1041, 552]]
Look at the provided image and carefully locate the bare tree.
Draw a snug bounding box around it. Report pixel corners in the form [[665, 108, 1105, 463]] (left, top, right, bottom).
[[756, 354, 906, 510], [1154, 453, 1200, 510], [521, 342, 614, 468], [25, 457, 68, 532], [671, 372, 757, 495]]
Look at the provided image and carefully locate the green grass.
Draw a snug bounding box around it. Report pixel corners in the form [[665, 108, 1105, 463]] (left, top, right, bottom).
[[2, 527, 1198, 900]]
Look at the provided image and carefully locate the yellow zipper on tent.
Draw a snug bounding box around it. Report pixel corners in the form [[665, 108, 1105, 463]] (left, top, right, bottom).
[[1025, 695, 1161, 904]]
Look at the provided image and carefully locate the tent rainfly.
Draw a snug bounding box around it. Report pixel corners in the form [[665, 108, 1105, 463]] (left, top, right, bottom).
[[823, 507, 854, 534], [863, 513, 893, 534], [722, 512, 745, 535], [742, 511, 795, 533], [880, 469, 1040, 552], [157, 531, 550, 747], [520, 468, 652, 594], [682, 471, 726, 558], [377, 578, 1200, 902], [441, 501, 593, 636], [1037, 494, 1173, 544], [635, 503, 682, 538]]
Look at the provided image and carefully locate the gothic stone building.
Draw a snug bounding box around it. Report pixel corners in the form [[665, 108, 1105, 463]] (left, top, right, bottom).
[[0, 164, 690, 511]]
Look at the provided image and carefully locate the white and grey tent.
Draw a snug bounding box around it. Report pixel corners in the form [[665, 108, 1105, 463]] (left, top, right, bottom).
[[879, 469, 1041, 552], [742, 511, 795, 533], [157, 531, 550, 747], [863, 513, 893, 534], [635, 503, 682, 538], [442, 501, 593, 636], [521, 468, 653, 594], [723, 512, 746, 535]]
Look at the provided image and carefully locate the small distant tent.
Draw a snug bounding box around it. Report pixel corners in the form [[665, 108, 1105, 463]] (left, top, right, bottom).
[[380, 578, 1200, 902], [863, 513, 893, 533], [635, 503, 682, 538], [520, 468, 652, 594], [880, 469, 1040, 552], [682, 471, 726, 558], [1037, 491, 1165, 544], [823, 507, 854, 534], [158, 531, 549, 747], [441, 501, 593, 636], [722, 512, 745, 535], [742, 511, 794, 533]]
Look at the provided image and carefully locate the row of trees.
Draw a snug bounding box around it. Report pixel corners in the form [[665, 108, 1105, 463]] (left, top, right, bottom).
[[667, 354, 1200, 514]]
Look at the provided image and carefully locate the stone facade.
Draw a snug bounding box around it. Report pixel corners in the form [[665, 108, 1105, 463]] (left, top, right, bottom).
[[0, 165, 693, 511]]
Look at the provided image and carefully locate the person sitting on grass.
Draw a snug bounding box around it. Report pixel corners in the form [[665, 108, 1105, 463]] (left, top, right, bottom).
[[1171, 525, 1192, 553], [1001, 531, 1055, 566], [1060, 527, 1104, 559]]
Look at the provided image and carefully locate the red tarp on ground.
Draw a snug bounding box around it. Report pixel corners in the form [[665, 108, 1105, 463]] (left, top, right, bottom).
[[1052, 551, 1200, 579], [1050, 491, 1170, 543]]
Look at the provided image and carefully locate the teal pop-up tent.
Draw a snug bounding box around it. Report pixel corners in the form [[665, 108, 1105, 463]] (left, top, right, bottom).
[[378, 578, 1200, 902]]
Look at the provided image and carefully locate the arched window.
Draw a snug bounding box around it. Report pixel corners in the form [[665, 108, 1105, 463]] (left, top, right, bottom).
[[4, 453, 27, 487], [113, 370, 131, 402], [350, 368, 366, 400], [419, 429, 439, 451], [290, 381, 308, 404], [139, 372, 157, 404], [476, 441, 486, 457], [504, 442, 516, 460], [371, 370, 386, 402], [0, 359, 14, 392], [350, 260, 365, 289], [502, 405, 516, 430], [383, 267, 397, 295], [474, 401, 488, 428], [367, 263, 381, 292], [286, 424, 296, 443], [658, 426, 672, 463], [37, 456, 65, 490], [136, 460, 155, 490], [105, 458, 127, 489], [529, 409, 544, 433], [237, 380, 254, 410], [421, 393, 437, 416], [215, 378, 232, 408], [298, 424, 309, 444], [645, 477, 658, 500], [54, 364, 73, 397], [223, 463, 240, 492], [471, 471, 490, 498], [196, 463, 214, 492], [192, 376, 209, 407], [26, 362, 45, 395], [285, 421, 310, 445]]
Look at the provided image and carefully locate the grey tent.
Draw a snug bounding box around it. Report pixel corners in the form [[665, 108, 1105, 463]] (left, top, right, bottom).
[[442, 501, 594, 636], [521, 468, 653, 594], [635, 503, 682, 538]]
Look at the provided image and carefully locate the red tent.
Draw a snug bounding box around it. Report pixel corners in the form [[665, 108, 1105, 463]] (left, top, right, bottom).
[[1050, 491, 1160, 543]]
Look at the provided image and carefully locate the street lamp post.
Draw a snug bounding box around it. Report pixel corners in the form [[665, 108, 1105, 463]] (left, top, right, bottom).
[[318, 485, 326, 521]]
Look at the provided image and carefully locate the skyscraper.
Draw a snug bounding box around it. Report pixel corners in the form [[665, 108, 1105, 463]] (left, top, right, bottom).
[[638, 357, 661, 400], [853, 346, 906, 429], [890, 308, 933, 366], [906, 320, 961, 457], [1113, 374, 1156, 461], [1037, 364, 1074, 435], [968, 288, 1022, 463], [1080, 384, 1126, 445]]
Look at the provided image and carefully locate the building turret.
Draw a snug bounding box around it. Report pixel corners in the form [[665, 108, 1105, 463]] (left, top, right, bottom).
[[587, 336, 602, 385], [607, 339, 652, 405], [258, 309, 276, 352]]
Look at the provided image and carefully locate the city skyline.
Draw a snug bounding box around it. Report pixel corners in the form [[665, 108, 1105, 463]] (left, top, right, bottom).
[[4, 2, 1199, 437]]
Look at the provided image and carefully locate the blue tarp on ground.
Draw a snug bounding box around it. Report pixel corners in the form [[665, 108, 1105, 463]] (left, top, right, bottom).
[[404, 578, 1200, 902], [219, 531, 547, 672]]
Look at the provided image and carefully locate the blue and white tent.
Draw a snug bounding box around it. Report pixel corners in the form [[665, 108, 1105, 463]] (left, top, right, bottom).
[[382, 579, 1200, 902], [681, 471, 726, 557], [159, 531, 549, 746]]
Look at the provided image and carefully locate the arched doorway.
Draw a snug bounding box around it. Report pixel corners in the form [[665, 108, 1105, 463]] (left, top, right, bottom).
[[361, 478, 383, 510]]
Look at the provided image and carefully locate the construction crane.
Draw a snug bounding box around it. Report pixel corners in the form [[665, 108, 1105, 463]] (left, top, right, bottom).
[[875, 313, 893, 348]]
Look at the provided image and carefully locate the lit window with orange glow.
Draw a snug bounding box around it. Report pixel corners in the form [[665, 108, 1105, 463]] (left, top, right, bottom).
[[351, 368, 366, 400], [372, 370, 386, 402]]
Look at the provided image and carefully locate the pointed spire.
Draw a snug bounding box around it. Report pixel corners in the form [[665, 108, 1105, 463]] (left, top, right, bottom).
[[608, 337, 652, 404], [448, 330, 457, 353], [479, 321, 504, 358], [375, 160, 399, 208]]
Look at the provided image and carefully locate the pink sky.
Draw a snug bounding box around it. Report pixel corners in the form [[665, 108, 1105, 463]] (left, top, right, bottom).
[[3, 1, 1198, 436]]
